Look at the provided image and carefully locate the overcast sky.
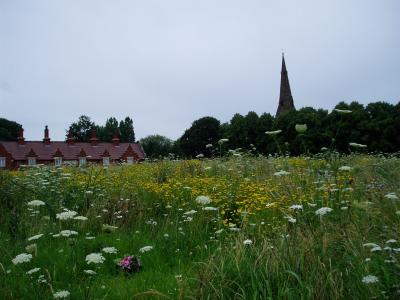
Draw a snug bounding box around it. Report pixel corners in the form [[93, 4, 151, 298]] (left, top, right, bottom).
[[0, 0, 399, 141]]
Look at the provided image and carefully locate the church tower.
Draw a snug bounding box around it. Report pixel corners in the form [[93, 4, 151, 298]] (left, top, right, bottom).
[[276, 54, 295, 116]]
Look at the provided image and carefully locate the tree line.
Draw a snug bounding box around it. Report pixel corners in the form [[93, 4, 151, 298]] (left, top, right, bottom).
[[1, 101, 399, 158]]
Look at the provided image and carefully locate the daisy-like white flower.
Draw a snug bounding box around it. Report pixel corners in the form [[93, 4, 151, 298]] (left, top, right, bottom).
[[195, 195, 211, 205], [243, 239, 252, 245], [338, 166, 352, 171], [362, 275, 379, 284], [53, 290, 70, 299], [102, 247, 118, 254], [27, 234, 44, 241], [274, 170, 290, 176], [315, 207, 333, 216], [27, 200, 45, 207], [139, 246, 153, 253], [26, 267, 40, 275], [384, 193, 398, 200], [289, 204, 303, 210], [84, 270, 96, 275], [56, 210, 77, 220], [12, 253, 32, 265], [265, 130, 282, 136], [85, 253, 105, 264]]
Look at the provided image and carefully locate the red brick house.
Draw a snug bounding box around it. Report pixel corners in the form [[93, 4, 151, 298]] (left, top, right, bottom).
[[0, 126, 146, 170]]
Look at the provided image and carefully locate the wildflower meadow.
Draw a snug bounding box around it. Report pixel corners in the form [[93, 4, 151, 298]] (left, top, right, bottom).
[[1, 153, 399, 299]]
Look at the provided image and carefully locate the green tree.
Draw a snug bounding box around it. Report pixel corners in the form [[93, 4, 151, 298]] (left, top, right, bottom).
[[119, 117, 135, 143], [67, 115, 95, 142], [97, 117, 119, 142], [0, 118, 23, 141], [140, 135, 174, 158], [178, 116, 221, 157]]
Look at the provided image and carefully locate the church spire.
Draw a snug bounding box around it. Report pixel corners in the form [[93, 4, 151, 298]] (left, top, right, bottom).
[[276, 53, 295, 116]]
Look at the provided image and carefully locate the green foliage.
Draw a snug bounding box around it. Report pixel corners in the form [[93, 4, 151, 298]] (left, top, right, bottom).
[[0, 117, 22, 141], [67, 116, 135, 143], [178, 116, 221, 157], [140, 135, 174, 159]]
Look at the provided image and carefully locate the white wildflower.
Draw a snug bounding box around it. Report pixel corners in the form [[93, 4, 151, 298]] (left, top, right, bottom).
[[27, 200, 45, 207], [183, 210, 197, 215], [363, 243, 380, 248], [286, 216, 297, 223], [362, 275, 379, 284], [202, 206, 218, 211], [386, 239, 397, 244], [384, 193, 398, 200], [195, 195, 211, 205], [27, 234, 44, 241], [371, 246, 382, 252], [53, 290, 70, 299], [26, 267, 40, 275], [102, 247, 118, 254], [289, 204, 303, 210], [339, 166, 352, 171], [12, 253, 32, 265], [243, 239, 252, 245], [73, 216, 88, 221], [274, 170, 290, 176], [85, 253, 105, 264], [84, 270, 96, 275], [295, 124, 307, 133], [59, 230, 78, 237], [56, 210, 78, 220], [139, 246, 153, 253], [218, 138, 229, 144], [315, 207, 333, 216]]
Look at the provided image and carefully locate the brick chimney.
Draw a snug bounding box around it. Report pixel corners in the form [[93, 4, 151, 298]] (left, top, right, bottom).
[[17, 128, 25, 145], [112, 131, 120, 146], [90, 129, 98, 146], [67, 129, 75, 145], [43, 125, 51, 145]]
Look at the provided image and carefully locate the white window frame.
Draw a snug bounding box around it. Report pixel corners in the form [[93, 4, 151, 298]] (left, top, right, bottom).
[[28, 157, 36, 166], [54, 157, 63, 167], [0, 157, 5, 168], [126, 157, 134, 165], [102, 157, 110, 166], [79, 157, 86, 166]]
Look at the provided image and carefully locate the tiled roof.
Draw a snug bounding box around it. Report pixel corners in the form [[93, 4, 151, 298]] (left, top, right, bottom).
[[0, 141, 145, 161]]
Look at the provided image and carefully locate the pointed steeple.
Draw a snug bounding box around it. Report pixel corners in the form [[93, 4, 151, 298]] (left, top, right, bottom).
[[276, 53, 295, 116]]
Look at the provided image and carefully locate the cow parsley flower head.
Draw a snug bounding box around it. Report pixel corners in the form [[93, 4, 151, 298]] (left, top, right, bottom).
[[202, 206, 218, 211], [362, 275, 379, 284], [339, 166, 352, 171], [274, 170, 290, 176], [27, 200, 45, 207], [315, 207, 333, 216], [139, 246, 153, 253], [27, 234, 44, 241], [195, 195, 211, 205], [56, 210, 78, 220], [384, 193, 398, 200], [286, 216, 297, 223], [102, 247, 118, 254], [84, 269, 96, 275], [12, 253, 33, 265], [53, 290, 70, 299], [218, 138, 229, 144], [26, 267, 40, 275], [73, 216, 88, 221], [85, 253, 105, 264], [289, 204, 303, 210], [59, 230, 78, 237], [243, 239, 252, 245]]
